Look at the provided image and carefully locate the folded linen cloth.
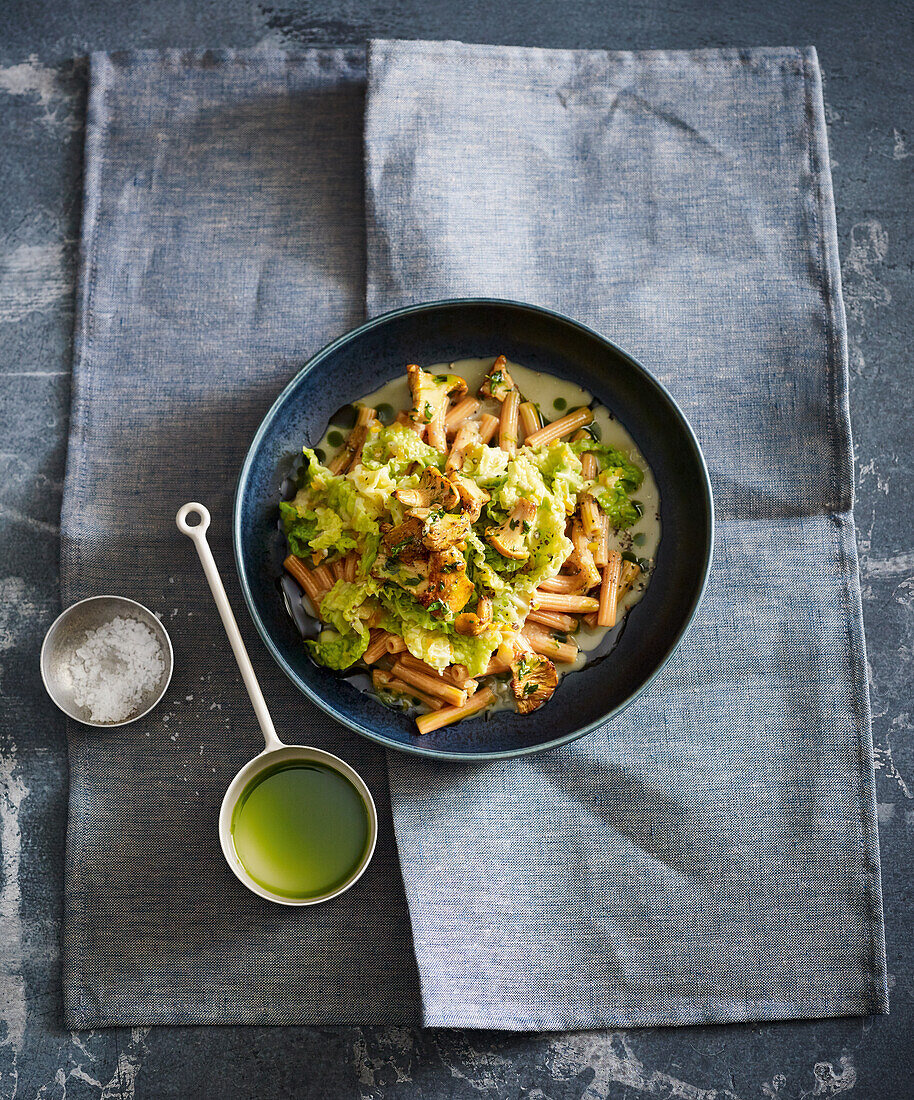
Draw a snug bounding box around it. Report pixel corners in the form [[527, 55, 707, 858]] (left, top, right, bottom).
[[61, 42, 887, 1029], [365, 39, 887, 1029], [62, 47, 421, 1027]]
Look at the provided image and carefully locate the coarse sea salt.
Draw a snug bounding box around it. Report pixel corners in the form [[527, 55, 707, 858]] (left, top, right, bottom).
[[68, 615, 166, 723]]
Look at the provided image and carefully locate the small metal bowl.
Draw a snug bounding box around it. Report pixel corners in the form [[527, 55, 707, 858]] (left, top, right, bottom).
[[40, 595, 173, 727]]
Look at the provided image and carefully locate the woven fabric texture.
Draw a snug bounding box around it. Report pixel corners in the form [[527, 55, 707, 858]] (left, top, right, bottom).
[[61, 42, 887, 1029], [365, 40, 887, 1028], [62, 47, 421, 1027]]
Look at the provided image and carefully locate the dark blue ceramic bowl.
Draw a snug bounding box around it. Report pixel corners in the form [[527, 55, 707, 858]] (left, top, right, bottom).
[[234, 299, 713, 761]]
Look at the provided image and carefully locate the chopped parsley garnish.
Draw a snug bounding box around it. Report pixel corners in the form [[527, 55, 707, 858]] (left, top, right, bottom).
[[389, 537, 414, 558]]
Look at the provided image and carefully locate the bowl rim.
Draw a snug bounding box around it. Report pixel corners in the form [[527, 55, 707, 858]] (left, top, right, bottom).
[[39, 594, 175, 727], [233, 297, 714, 762]]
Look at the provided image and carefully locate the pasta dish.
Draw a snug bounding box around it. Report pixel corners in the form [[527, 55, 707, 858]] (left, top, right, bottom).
[[278, 356, 658, 734]]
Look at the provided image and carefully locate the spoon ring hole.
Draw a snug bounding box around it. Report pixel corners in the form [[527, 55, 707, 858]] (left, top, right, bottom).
[[177, 502, 211, 536]]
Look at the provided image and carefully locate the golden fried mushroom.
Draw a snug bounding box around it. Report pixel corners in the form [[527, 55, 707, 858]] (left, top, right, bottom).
[[445, 420, 481, 474], [485, 497, 537, 560], [509, 646, 559, 714], [394, 466, 461, 513], [418, 547, 475, 618], [370, 518, 433, 597], [407, 365, 467, 450], [455, 595, 493, 637], [421, 511, 472, 552], [479, 356, 516, 402], [452, 476, 490, 522], [378, 517, 425, 563]]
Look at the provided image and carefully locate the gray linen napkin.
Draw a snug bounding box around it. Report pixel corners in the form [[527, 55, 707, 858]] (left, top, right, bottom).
[[61, 42, 887, 1029], [62, 47, 421, 1026], [365, 40, 888, 1028]]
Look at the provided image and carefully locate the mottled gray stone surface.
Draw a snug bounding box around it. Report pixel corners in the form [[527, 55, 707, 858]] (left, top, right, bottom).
[[0, 1, 910, 1097]]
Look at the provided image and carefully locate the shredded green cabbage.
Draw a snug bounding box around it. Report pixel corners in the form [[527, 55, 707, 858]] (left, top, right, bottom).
[[571, 437, 642, 528], [280, 396, 644, 674], [305, 628, 368, 670], [570, 438, 644, 528]]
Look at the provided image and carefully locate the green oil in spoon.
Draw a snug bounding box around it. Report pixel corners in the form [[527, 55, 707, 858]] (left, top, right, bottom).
[[230, 761, 370, 899]]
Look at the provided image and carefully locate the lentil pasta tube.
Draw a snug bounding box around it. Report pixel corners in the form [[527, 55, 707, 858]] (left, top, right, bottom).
[[524, 407, 593, 448], [283, 555, 325, 609], [499, 390, 520, 455], [416, 687, 496, 735], [445, 396, 479, 433], [597, 550, 623, 628]]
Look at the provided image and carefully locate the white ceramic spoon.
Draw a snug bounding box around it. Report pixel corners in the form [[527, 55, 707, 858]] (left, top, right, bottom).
[[176, 501, 377, 905]]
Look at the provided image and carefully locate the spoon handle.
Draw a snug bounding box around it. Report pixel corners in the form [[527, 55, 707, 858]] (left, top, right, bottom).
[[176, 502, 283, 751]]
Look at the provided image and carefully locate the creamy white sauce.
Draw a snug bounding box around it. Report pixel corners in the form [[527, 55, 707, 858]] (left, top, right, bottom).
[[317, 355, 661, 679]]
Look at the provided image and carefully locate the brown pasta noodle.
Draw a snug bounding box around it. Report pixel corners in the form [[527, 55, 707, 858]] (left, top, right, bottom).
[[415, 687, 496, 735], [581, 452, 598, 480], [526, 608, 577, 632], [399, 652, 476, 690], [534, 591, 600, 613], [372, 669, 445, 711], [597, 550, 622, 628], [362, 630, 392, 665], [524, 407, 593, 448], [521, 624, 578, 664], [283, 555, 325, 608], [518, 400, 540, 440], [312, 563, 335, 593], [445, 396, 480, 433], [390, 660, 468, 707], [329, 405, 376, 474], [571, 521, 601, 589], [477, 413, 499, 444], [499, 389, 520, 455], [538, 574, 586, 594], [580, 497, 602, 538], [592, 513, 610, 567]]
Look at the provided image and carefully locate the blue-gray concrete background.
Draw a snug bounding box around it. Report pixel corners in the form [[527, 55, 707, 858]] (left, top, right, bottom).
[[0, 1, 910, 1097]]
